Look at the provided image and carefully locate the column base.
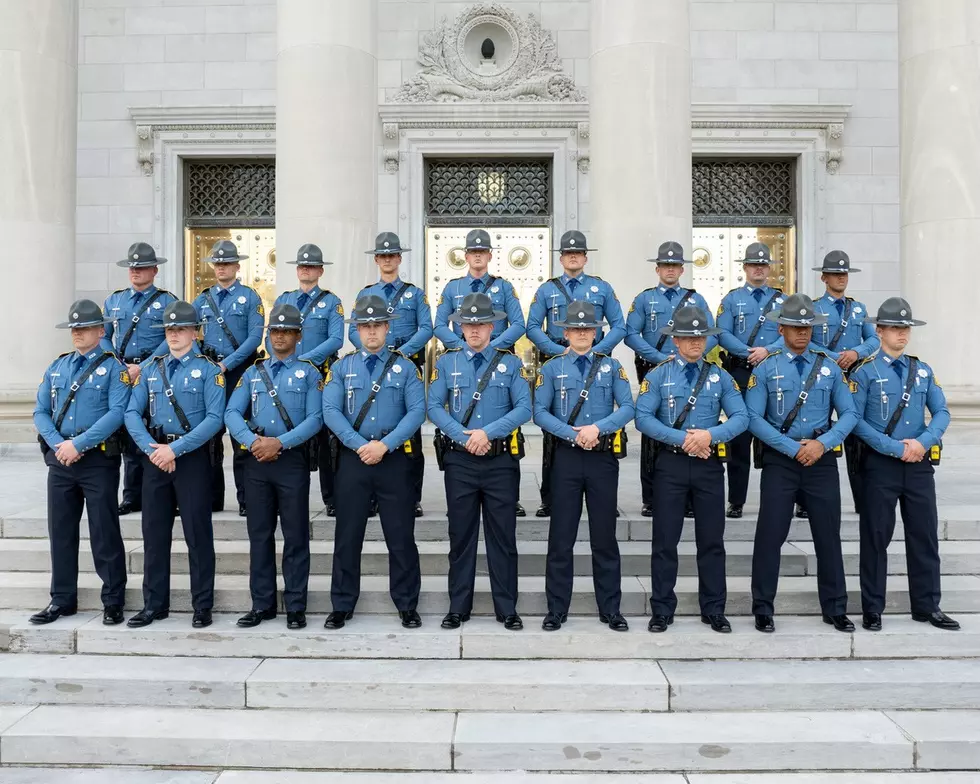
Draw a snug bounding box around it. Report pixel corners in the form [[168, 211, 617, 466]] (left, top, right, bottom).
[[0, 384, 38, 443]]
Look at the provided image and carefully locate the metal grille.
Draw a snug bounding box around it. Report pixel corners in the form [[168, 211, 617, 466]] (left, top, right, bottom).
[[693, 159, 795, 227], [184, 160, 276, 228], [425, 159, 552, 226]]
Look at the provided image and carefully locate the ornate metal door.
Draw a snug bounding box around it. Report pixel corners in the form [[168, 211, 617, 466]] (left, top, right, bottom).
[[184, 229, 278, 318]]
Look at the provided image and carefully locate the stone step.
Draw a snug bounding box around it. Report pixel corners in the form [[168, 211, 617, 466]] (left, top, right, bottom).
[[2, 771, 218, 784], [208, 774, 980, 784]]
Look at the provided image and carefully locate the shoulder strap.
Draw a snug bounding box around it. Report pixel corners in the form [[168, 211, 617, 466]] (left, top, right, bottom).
[[300, 290, 331, 320], [203, 290, 242, 351], [884, 357, 918, 437], [482, 275, 497, 294], [655, 290, 697, 352], [118, 290, 167, 356], [461, 351, 504, 428], [826, 299, 853, 352], [154, 357, 193, 434], [386, 282, 413, 314], [672, 362, 713, 431], [746, 290, 782, 348], [254, 360, 296, 432], [352, 353, 401, 431], [779, 355, 825, 435], [54, 353, 115, 431], [567, 356, 603, 428], [549, 277, 573, 305]]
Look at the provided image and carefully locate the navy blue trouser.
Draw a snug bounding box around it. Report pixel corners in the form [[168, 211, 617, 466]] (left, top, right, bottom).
[[140, 447, 215, 612], [45, 449, 127, 608], [651, 450, 727, 616], [726, 364, 753, 507], [121, 429, 143, 508], [752, 448, 847, 616], [244, 448, 311, 613], [860, 450, 941, 615], [444, 450, 519, 617], [546, 444, 622, 616], [210, 357, 253, 510], [331, 448, 420, 612]]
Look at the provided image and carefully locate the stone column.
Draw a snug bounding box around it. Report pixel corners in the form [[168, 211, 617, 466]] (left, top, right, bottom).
[[0, 0, 78, 432], [900, 0, 980, 411], [276, 0, 378, 310], [589, 0, 692, 356]]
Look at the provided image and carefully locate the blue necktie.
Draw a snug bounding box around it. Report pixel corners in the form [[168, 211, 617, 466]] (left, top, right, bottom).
[[270, 360, 284, 380], [892, 359, 904, 381], [664, 288, 676, 302], [834, 299, 845, 317], [167, 358, 180, 379], [297, 292, 310, 311], [792, 355, 806, 377], [470, 279, 482, 293], [71, 354, 85, 378], [752, 288, 764, 303], [384, 283, 395, 298], [132, 290, 144, 308], [575, 355, 590, 375], [473, 354, 484, 372], [567, 278, 580, 293], [365, 355, 379, 375], [217, 288, 230, 306], [685, 362, 698, 385]]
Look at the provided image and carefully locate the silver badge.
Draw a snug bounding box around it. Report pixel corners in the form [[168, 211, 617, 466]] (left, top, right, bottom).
[[133, 254, 139, 260], [384, 241, 390, 248], [278, 315, 285, 322], [471, 306, 478, 313], [854, 307, 862, 314], [95, 367, 108, 376], [839, 259, 846, 266], [295, 369, 306, 378], [918, 368, 928, 378], [900, 309, 908, 317], [303, 252, 309, 259], [570, 238, 576, 246], [601, 364, 611, 373], [218, 249, 224, 256], [405, 291, 413, 299], [820, 366, 831, 377], [668, 250, 674, 257], [366, 307, 374, 315], [759, 250, 765, 257], [169, 313, 177, 320], [153, 302, 162, 309], [709, 373, 720, 383], [491, 286, 499, 294], [191, 369, 202, 379], [72, 312, 78, 319], [578, 311, 585, 319], [776, 298, 784, 304], [318, 301, 326, 308], [591, 286, 599, 293], [393, 365, 402, 374], [238, 296, 246, 304], [693, 320, 700, 327], [497, 363, 507, 373]]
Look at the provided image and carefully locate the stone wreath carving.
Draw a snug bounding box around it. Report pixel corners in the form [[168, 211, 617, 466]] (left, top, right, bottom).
[[393, 3, 585, 103]]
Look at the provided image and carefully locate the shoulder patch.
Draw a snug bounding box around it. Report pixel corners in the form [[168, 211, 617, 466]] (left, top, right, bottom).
[[430, 366, 439, 382], [415, 364, 423, 381], [535, 374, 544, 389], [520, 365, 534, 382], [716, 303, 725, 317], [639, 379, 650, 395], [215, 373, 225, 388], [618, 366, 629, 382], [235, 376, 244, 389], [747, 374, 758, 390], [848, 380, 858, 394], [628, 301, 636, 314], [323, 367, 333, 384], [120, 370, 131, 385], [335, 303, 344, 316], [257, 303, 264, 317]]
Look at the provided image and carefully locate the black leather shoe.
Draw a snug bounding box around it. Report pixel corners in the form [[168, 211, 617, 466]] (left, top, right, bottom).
[[326, 504, 336, 518], [440, 612, 470, 629], [102, 605, 124, 626], [647, 614, 672, 633], [516, 503, 526, 517], [237, 608, 276, 628], [498, 614, 523, 630], [755, 614, 775, 633], [399, 610, 422, 628], [641, 503, 653, 517], [117, 502, 139, 516], [823, 613, 855, 632], [238, 503, 247, 517], [369, 501, 379, 518], [324, 610, 353, 629], [29, 603, 77, 625], [726, 504, 743, 519], [287, 611, 307, 629], [684, 504, 695, 519], [211, 503, 224, 513], [862, 612, 882, 631], [795, 504, 808, 519], [127, 608, 168, 628], [702, 614, 732, 633], [541, 612, 566, 631], [192, 609, 213, 628], [912, 610, 960, 630], [535, 504, 550, 518], [601, 613, 629, 632], [415, 503, 424, 517]]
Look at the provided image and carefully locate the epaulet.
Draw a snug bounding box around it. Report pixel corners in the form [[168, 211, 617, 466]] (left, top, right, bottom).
[[496, 347, 516, 356], [198, 353, 220, 367], [653, 357, 673, 371], [906, 354, 920, 362], [685, 287, 697, 293], [111, 287, 127, 295], [300, 359, 320, 371], [642, 286, 657, 294], [57, 351, 72, 359], [726, 287, 740, 296], [851, 355, 875, 374], [151, 352, 168, 361], [591, 275, 604, 281], [158, 289, 175, 296], [442, 347, 462, 354], [809, 348, 831, 358], [845, 295, 855, 302], [449, 276, 464, 284], [763, 348, 782, 360], [341, 350, 357, 359], [773, 287, 784, 294], [541, 354, 563, 368]]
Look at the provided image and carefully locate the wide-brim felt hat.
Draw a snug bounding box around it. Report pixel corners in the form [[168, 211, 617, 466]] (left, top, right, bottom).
[[867, 297, 926, 327], [206, 240, 248, 263], [659, 306, 722, 338], [345, 294, 401, 325], [464, 229, 498, 252], [813, 249, 861, 273], [448, 293, 506, 324], [648, 241, 692, 264], [366, 232, 410, 255], [741, 242, 773, 265], [766, 293, 827, 326], [553, 230, 596, 253], [554, 300, 604, 329], [116, 241, 167, 268], [152, 301, 203, 329], [56, 299, 112, 330], [266, 304, 303, 331], [287, 243, 332, 265]]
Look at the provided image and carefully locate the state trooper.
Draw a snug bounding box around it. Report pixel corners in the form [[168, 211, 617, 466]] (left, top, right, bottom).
[[634, 306, 749, 634], [527, 230, 626, 518], [273, 244, 345, 515], [850, 298, 959, 631], [226, 304, 322, 631], [102, 242, 176, 517], [192, 240, 264, 516], [716, 242, 785, 520], [428, 293, 531, 631], [31, 301, 131, 626], [322, 294, 426, 629], [534, 300, 634, 632], [124, 301, 225, 629], [351, 232, 433, 517], [626, 241, 717, 518], [745, 293, 858, 634], [807, 250, 880, 516]]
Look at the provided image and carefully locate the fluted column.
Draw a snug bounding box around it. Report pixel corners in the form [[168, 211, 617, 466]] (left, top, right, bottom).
[[276, 0, 378, 309], [589, 0, 692, 349], [0, 0, 78, 417], [900, 0, 980, 410]]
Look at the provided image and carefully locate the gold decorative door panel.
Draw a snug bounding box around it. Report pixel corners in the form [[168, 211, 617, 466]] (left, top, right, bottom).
[[184, 229, 278, 318]]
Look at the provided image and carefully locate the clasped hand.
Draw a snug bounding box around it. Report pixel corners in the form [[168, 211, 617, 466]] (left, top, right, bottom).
[[357, 440, 389, 465], [573, 424, 600, 450], [901, 438, 926, 463], [463, 429, 491, 456], [148, 443, 177, 473], [250, 436, 282, 463], [681, 429, 712, 459], [795, 439, 826, 467]]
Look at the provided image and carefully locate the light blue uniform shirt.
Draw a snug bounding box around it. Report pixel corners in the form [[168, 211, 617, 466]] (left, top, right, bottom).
[[321, 348, 426, 453], [808, 293, 880, 361], [626, 285, 717, 364], [348, 278, 433, 358], [434, 274, 526, 351], [716, 284, 785, 358], [101, 285, 175, 361], [427, 347, 531, 445], [191, 282, 264, 370], [527, 274, 626, 357], [533, 352, 635, 442], [745, 341, 858, 458], [124, 351, 226, 458], [635, 357, 749, 448], [270, 286, 345, 368], [850, 352, 950, 458], [225, 354, 323, 450], [34, 349, 131, 453]]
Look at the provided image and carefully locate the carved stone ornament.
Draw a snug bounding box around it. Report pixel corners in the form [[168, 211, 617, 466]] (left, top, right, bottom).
[[393, 3, 585, 103]]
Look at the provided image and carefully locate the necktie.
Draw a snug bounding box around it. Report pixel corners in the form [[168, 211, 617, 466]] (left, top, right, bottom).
[[834, 299, 845, 317], [217, 288, 230, 306], [664, 288, 677, 302], [297, 292, 310, 311], [685, 363, 698, 385], [167, 358, 180, 379], [470, 279, 482, 293], [71, 354, 85, 378], [892, 359, 904, 381], [365, 354, 379, 375], [575, 355, 590, 375], [132, 290, 144, 307], [384, 283, 395, 298], [473, 354, 484, 372], [752, 288, 764, 303], [270, 360, 284, 380], [567, 278, 580, 293], [792, 355, 806, 377]]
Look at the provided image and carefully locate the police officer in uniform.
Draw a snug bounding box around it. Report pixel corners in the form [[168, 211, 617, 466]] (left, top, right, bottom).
[[850, 297, 959, 631], [124, 301, 225, 629], [31, 300, 131, 626], [626, 241, 717, 518], [534, 301, 634, 632], [273, 244, 345, 515], [102, 242, 176, 516], [428, 293, 531, 631], [226, 304, 322, 631], [716, 242, 785, 519], [527, 230, 626, 518], [322, 295, 426, 629], [351, 232, 433, 517], [745, 293, 858, 634], [635, 306, 749, 634], [192, 240, 264, 516]]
